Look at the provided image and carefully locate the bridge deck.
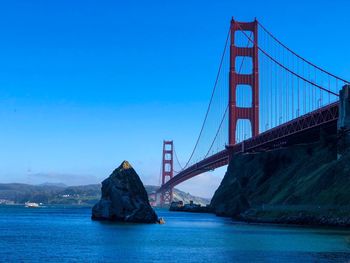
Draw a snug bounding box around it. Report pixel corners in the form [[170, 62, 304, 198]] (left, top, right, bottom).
[[158, 102, 339, 193]]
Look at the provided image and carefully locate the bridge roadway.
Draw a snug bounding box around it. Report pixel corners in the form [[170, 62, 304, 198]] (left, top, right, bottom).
[[157, 101, 339, 193]]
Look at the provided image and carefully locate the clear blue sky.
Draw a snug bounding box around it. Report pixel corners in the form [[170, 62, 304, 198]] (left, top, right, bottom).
[[1, 0, 349, 197]]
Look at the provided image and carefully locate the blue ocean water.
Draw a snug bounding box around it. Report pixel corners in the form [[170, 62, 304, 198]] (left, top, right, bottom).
[[0, 206, 350, 262]]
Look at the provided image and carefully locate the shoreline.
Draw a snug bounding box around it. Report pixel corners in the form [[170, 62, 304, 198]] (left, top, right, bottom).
[[170, 205, 350, 228], [3, 203, 350, 228], [235, 212, 350, 228], [227, 207, 350, 228]]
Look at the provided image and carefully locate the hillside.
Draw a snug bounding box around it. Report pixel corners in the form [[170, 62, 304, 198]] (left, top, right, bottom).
[[0, 183, 210, 206], [210, 133, 350, 226], [147, 185, 210, 206], [0, 183, 100, 205], [173, 189, 210, 206]]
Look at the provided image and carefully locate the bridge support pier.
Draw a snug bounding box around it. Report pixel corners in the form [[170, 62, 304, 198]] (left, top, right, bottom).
[[228, 19, 259, 146], [337, 84, 350, 158], [160, 140, 174, 206]]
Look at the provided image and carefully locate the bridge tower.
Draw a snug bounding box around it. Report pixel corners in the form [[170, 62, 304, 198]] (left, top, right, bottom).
[[160, 140, 174, 205], [228, 19, 259, 146]]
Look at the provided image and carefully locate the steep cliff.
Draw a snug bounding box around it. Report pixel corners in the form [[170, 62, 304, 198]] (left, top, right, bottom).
[[210, 134, 350, 226]]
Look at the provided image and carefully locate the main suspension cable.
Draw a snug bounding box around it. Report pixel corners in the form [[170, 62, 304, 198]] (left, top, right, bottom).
[[181, 26, 231, 169], [236, 23, 339, 96], [205, 31, 254, 157], [173, 145, 184, 172], [258, 21, 350, 84]]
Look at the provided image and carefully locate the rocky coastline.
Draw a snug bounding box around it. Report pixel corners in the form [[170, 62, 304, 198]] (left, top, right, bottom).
[[209, 133, 350, 227], [235, 207, 350, 227]]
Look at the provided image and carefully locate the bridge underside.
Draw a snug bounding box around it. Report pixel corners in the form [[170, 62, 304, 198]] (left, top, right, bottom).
[[158, 102, 339, 193]]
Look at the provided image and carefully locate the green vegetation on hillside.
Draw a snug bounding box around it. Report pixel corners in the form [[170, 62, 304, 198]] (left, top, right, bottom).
[[0, 183, 210, 206], [210, 134, 350, 225]]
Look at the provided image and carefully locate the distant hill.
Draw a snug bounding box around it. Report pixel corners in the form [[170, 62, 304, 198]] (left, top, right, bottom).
[[0, 183, 99, 205], [0, 183, 210, 206], [38, 182, 67, 188], [173, 188, 210, 206], [146, 185, 210, 206]]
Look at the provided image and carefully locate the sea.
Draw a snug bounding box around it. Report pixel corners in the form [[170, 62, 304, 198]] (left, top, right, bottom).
[[0, 205, 350, 262]]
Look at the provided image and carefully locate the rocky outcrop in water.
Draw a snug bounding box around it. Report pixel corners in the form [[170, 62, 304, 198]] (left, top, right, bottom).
[[92, 161, 158, 223]]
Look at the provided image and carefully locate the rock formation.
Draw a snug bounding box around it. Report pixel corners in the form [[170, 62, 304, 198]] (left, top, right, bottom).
[[338, 85, 350, 158], [92, 161, 158, 223], [210, 134, 350, 226]]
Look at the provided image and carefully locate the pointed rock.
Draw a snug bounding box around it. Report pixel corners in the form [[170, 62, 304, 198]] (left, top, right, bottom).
[[92, 161, 158, 223]]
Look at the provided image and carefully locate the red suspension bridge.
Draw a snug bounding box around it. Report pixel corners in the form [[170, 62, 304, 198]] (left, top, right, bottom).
[[156, 18, 349, 205]]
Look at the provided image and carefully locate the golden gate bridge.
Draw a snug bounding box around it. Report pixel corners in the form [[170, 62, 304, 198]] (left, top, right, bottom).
[[156, 18, 349, 205]]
